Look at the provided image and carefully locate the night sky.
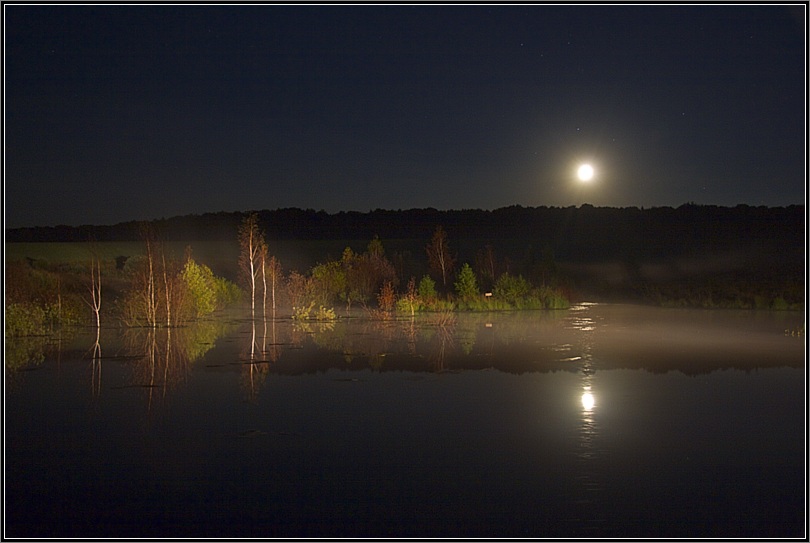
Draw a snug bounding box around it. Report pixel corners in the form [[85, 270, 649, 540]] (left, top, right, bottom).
[[4, 4, 806, 228]]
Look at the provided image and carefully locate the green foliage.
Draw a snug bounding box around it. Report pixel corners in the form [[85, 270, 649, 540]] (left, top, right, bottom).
[[640, 276, 804, 311], [493, 272, 531, 305], [5, 336, 46, 373], [396, 276, 421, 316], [422, 298, 456, 312], [418, 275, 437, 302], [310, 260, 347, 307], [5, 303, 47, 337], [367, 235, 385, 258], [292, 301, 337, 321], [4, 260, 87, 329], [182, 258, 218, 318], [173, 319, 237, 362], [454, 263, 479, 301], [340, 239, 398, 308], [115, 289, 149, 327], [534, 285, 570, 309], [214, 276, 243, 306]]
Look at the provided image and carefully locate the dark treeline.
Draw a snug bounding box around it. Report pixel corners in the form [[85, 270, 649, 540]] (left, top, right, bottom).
[[7, 203, 804, 261]]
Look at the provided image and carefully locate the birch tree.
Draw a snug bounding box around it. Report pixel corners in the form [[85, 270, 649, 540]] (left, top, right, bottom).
[[86, 246, 102, 328], [267, 255, 282, 314], [258, 238, 269, 320], [238, 212, 264, 317], [426, 225, 456, 289]]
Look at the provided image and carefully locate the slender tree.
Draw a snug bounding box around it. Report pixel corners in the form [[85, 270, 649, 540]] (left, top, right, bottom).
[[426, 225, 456, 289], [401, 276, 419, 317], [238, 212, 265, 317], [161, 250, 172, 327], [267, 255, 282, 313], [86, 246, 102, 328], [140, 223, 159, 327], [259, 238, 269, 320]]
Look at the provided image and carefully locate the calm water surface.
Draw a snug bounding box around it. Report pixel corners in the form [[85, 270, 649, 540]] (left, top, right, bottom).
[[4, 304, 806, 538]]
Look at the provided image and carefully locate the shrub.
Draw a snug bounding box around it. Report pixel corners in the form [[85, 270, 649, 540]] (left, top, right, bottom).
[[5, 303, 46, 337], [454, 263, 479, 301], [292, 301, 336, 321], [182, 259, 217, 318], [493, 273, 531, 305], [377, 281, 397, 312], [418, 275, 437, 302], [310, 260, 347, 307], [397, 277, 421, 316], [215, 277, 242, 306]]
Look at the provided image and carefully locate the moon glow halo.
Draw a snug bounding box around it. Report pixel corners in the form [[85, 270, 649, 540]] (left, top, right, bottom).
[[577, 164, 594, 182]]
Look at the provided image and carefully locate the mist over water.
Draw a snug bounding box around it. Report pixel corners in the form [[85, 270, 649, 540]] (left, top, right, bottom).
[[4, 303, 805, 537]]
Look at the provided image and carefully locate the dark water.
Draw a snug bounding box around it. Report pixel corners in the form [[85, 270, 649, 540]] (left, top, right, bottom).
[[4, 304, 806, 538]]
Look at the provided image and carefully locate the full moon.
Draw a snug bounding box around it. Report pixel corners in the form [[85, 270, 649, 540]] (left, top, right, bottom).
[[577, 164, 594, 181]]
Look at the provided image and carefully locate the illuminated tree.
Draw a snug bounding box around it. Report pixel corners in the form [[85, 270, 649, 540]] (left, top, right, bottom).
[[266, 255, 282, 313], [426, 225, 455, 290], [342, 239, 398, 308], [310, 260, 347, 307], [140, 222, 159, 327], [398, 276, 420, 317], [418, 274, 437, 303], [454, 263, 479, 302], [258, 237, 269, 319], [85, 245, 102, 328], [377, 281, 396, 313], [181, 257, 217, 318], [238, 212, 265, 317]]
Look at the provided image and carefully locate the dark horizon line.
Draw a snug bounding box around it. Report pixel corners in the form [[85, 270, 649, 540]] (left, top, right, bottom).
[[4, 200, 806, 232]]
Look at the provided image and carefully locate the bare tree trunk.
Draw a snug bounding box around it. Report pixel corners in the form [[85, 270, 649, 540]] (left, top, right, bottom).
[[87, 248, 102, 328], [261, 252, 267, 321], [162, 250, 171, 328], [92, 260, 101, 328], [249, 243, 256, 316], [90, 326, 102, 397], [145, 237, 157, 327]]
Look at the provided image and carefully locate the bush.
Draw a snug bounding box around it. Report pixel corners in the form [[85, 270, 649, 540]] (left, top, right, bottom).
[[292, 301, 337, 321], [5, 303, 46, 337], [493, 273, 531, 305], [214, 276, 243, 307], [182, 259, 217, 318], [418, 275, 437, 302], [454, 263, 479, 301]]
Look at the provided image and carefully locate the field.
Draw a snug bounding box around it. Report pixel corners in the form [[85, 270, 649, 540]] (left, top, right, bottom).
[[5, 240, 383, 282], [5, 237, 518, 283]]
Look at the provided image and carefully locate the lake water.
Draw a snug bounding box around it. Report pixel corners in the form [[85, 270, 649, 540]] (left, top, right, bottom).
[[4, 303, 806, 538]]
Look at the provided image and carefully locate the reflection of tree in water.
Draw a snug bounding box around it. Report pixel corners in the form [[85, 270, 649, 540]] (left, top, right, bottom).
[[240, 358, 269, 403], [240, 315, 295, 402], [423, 311, 456, 373], [291, 319, 336, 347], [4, 336, 48, 390], [88, 326, 102, 398], [305, 311, 461, 372], [124, 319, 235, 410], [124, 328, 187, 411], [307, 317, 395, 369], [240, 320, 266, 403]]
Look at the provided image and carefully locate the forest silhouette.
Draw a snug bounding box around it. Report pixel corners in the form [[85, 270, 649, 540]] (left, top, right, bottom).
[[7, 203, 804, 307]]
